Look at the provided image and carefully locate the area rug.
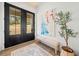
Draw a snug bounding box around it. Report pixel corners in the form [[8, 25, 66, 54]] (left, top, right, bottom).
[[11, 43, 52, 56]]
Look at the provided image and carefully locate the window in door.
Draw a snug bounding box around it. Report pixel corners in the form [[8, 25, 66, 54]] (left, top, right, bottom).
[[9, 7, 21, 35], [26, 13, 33, 33]]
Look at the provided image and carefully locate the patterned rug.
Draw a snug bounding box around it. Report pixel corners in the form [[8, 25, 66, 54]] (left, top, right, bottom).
[[11, 43, 52, 56]]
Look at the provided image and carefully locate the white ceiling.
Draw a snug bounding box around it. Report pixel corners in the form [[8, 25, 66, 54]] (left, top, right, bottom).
[[26, 2, 42, 8]]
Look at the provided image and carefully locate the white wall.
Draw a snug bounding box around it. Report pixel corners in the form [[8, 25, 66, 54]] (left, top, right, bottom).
[[0, 2, 36, 51], [36, 2, 79, 55], [0, 2, 4, 51]]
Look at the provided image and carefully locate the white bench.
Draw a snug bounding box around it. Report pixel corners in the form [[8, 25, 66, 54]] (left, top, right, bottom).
[[36, 36, 60, 55]]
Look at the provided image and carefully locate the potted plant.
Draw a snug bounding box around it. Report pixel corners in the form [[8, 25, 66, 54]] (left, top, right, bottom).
[[56, 11, 78, 56]]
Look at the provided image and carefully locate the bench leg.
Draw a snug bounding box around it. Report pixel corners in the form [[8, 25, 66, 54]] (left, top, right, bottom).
[[55, 50, 57, 55]]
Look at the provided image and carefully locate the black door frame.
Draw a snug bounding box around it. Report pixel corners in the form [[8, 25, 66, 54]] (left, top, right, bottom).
[[4, 2, 35, 48]]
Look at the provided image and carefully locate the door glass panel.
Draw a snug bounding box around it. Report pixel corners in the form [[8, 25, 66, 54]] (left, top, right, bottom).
[[9, 7, 16, 35], [15, 9, 21, 35], [9, 7, 21, 35], [26, 13, 33, 33]]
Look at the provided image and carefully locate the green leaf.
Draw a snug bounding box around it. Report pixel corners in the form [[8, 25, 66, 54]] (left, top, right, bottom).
[[56, 11, 78, 40]]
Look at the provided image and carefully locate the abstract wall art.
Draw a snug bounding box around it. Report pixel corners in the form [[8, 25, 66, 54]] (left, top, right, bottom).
[[41, 9, 58, 36], [41, 17, 49, 36]]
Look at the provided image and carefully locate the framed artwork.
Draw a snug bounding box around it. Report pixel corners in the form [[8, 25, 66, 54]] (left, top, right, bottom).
[[41, 9, 57, 37]]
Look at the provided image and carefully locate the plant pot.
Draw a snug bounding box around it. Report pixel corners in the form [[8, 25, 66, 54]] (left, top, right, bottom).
[[60, 46, 75, 56]]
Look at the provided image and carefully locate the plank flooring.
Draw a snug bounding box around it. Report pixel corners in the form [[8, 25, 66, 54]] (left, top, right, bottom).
[[0, 40, 55, 56]]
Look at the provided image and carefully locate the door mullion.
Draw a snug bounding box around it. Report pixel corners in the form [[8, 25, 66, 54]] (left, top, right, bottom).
[[21, 10, 26, 35]]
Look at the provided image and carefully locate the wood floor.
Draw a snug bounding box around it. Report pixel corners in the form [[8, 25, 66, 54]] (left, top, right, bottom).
[[0, 40, 56, 56]]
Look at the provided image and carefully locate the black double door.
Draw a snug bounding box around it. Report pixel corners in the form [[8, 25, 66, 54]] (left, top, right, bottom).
[[4, 3, 35, 48]]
